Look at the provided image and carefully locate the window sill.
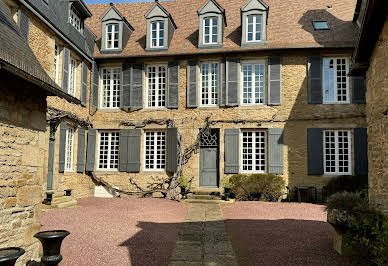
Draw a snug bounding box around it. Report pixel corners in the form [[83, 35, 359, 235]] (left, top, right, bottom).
[[145, 107, 167, 111], [143, 169, 166, 173], [322, 102, 350, 105], [323, 173, 352, 176], [241, 41, 267, 47]]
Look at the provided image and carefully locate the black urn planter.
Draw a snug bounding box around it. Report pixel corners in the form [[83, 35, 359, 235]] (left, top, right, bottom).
[[64, 189, 72, 197], [44, 192, 54, 205], [34, 230, 70, 266], [0, 247, 25, 266], [180, 186, 187, 199], [224, 187, 232, 201]]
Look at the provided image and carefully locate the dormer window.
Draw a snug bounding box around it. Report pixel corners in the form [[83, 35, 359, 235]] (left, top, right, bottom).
[[69, 6, 83, 33], [151, 21, 165, 48], [247, 14, 262, 42], [241, 0, 268, 47], [203, 17, 218, 44], [106, 23, 119, 49]]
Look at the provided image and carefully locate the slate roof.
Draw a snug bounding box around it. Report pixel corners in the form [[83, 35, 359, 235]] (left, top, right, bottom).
[[0, 0, 80, 103], [86, 0, 358, 58]]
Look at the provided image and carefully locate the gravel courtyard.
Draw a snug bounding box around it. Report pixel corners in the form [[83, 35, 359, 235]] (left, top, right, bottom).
[[41, 199, 355, 265]]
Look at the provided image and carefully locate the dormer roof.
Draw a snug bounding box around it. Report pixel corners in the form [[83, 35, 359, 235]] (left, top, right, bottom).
[[71, 0, 93, 18], [197, 0, 227, 26], [145, 1, 177, 29], [241, 0, 268, 12], [101, 4, 134, 31]]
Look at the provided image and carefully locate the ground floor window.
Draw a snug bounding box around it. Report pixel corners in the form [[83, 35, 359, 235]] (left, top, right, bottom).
[[145, 131, 166, 170], [324, 130, 351, 175], [64, 127, 74, 171], [98, 131, 119, 170], [241, 130, 266, 173]]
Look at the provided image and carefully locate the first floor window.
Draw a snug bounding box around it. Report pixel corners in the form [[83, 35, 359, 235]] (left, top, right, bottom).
[[200, 62, 219, 106], [98, 132, 119, 170], [241, 131, 266, 173], [145, 131, 166, 170], [106, 23, 119, 49], [151, 21, 164, 47], [101, 68, 121, 108], [242, 62, 265, 105], [247, 14, 262, 42], [69, 57, 77, 97], [324, 130, 351, 175], [204, 17, 218, 44], [53, 44, 60, 83], [65, 127, 74, 171], [147, 65, 166, 108], [323, 58, 349, 103]]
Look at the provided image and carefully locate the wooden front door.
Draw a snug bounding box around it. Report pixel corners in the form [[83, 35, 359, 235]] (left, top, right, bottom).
[[199, 129, 219, 187]]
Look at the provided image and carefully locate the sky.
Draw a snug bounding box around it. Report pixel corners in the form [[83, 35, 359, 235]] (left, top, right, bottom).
[[84, 0, 169, 4]]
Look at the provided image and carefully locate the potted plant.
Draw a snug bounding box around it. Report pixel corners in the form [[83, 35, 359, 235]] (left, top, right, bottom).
[[64, 189, 72, 197], [178, 176, 189, 199], [44, 191, 55, 205], [221, 177, 232, 201]]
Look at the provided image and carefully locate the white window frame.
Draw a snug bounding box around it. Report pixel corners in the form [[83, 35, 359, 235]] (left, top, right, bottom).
[[106, 23, 120, 49], [53, 44, 60, 84], [203, 17, 218, 44], [146, 64, 167, 109], [97, 131, 120, 171], [100, 67, 122, 109], [151, 21, 165, 48], [68, 57, 77, 97], [200, 62, 219, 107], [240, 60, 266, 105], [144, 130, 166, 171], [323, 130, 352, 175], [246, 14, 263, 42], [322, 57, 350, 104], [64, 127, 75, 172], [240, 130, 267, 174], [69, 6, 83, 33]]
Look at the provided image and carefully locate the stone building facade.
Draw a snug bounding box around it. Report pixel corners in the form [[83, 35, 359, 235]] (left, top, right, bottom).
[[351, 0, 388, 213]]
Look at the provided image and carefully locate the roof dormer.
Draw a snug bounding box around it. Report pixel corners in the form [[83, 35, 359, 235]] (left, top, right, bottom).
[[197, 0, 226, 49], [100, 4, 134, 54], [145, 1, 177, 51], [241, 0, 268, 47], [68, 0, 92, 35]]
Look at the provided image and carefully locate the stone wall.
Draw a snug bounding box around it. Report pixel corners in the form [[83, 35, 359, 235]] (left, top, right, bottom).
[[0, 71, 48, 265], [366, 19, 388, 214]]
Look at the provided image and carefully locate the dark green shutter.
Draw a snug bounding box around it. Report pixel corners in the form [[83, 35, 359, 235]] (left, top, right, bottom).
[[127, 129, 141, 173], [18, 10, 29, 41], [307, 128, 324, 175], [130, 64, 143, 110], [81, 62, 88, 106], [268, 128, 284, 174], [47, 138, 55, 190], [354, 128, 368, 175], [77, 128, 86, 173], [167, 62, 179, 109], [62, 48, 70, 93], [308, 56, 323, 104], [86, 129, 97, 172], [224, 128, 239, 174], [91, 61, 99, 109], [187, 61, 198, 108], [268, 57, 282, 105], [167, 128, 178, 173], [226, 59, 240, 106], [121, 63, 131, 110], [119, 129, 129, 172], [352, 76, 366, 104], [58, 123, 67, 173], [220, 59, 226, 107]]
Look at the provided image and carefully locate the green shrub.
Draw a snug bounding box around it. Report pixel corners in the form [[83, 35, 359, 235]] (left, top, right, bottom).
[[326, 175, 368, 196], [178, 175, 189, 188], [326, 192, 369, 213], [229, 173, 285, 201]]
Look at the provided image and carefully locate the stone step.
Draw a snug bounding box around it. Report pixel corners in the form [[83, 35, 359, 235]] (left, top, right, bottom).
[[55, 199, 77, 209], [187, 194, 222, 200], [51, 196, 74, 205], [184, 199, 235, 204], [192, 188, 223, 196]]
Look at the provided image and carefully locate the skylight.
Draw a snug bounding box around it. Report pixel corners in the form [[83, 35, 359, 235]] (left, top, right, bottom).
[[313, 21, 330, 30]]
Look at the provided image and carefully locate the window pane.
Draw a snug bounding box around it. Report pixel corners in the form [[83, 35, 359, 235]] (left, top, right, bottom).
[[145, 131, 166, 170], [147, 66, 166, 107], [323, 58, 335, 102]]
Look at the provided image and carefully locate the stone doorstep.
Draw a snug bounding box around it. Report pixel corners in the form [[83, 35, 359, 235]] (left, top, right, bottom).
[[184, 199, 235, 204], [51, 196, 75, 205], [187, 194, 222, 200]]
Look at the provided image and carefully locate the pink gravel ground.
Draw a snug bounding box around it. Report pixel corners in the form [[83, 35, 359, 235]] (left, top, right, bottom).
[[41, 198, 188, 266], [222, 202, 356, 266]]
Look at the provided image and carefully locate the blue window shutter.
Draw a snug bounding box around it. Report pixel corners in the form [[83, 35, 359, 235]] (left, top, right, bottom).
[[226, 59, 240, 106], [268, 57, 282, 106], [220, 59, 226, 107], [308, 56, 323, 104], [187, 61, 198, 108], [119, 129, 129, 172], [62, 48, 70, 94], [77, 128, 86, 173], [121, 63, 131, 110], [224, 128, 239, 174], [58, 123, 67, 173], [18, 10, 29, 41], [167, 128, 178, 173], [351, 76, 366, 104], [354, 128, 368, 176], [167, 62, 179, 109], [86, 129, 97, 172], [127, 129, 141, 173], [91, 61, 99, 109], [268, 128, 284, 174], [307, 128, 324, 175], [130, 64, 143, 110], [81, 62, 88, 106]]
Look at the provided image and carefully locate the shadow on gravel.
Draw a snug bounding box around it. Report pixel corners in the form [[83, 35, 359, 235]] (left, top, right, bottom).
[[119, 219, 355, 266]]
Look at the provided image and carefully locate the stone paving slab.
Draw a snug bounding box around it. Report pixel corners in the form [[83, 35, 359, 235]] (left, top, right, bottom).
[[169, 203, 238, 266]]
